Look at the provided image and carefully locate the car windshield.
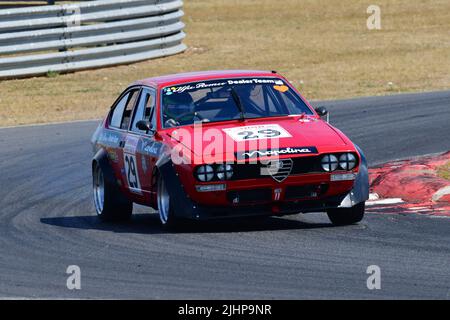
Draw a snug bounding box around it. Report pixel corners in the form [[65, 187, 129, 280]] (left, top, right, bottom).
[[161, 77, 313, 128]]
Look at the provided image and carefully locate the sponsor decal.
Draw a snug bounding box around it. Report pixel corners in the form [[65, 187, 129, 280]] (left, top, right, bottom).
[[106, 148, 119, 163], [163, 78, 285, 95], [99, 131, 120, 146], [142, 141, 161, 156], [237, 146, 318, 160], [141, 155, 148, 174], [164, 82, 226, 95], [223, 124, 291, 142], [274, 188, 282, 201], [124, 136, 139, 154], [273, 85, 289, 92], [227, 78, 283, 85]]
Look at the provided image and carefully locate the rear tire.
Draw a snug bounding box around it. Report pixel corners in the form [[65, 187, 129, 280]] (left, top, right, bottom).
[[327, 202, 365, 225], [157, 174, 178, 228], [93, 163, 132, 222]]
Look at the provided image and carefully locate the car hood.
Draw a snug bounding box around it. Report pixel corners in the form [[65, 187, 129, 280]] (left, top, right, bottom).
[[165, 116, 355, 163]]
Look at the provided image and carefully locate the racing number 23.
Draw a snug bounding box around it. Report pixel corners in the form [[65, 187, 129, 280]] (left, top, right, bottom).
[[124, 153, 141, 191]]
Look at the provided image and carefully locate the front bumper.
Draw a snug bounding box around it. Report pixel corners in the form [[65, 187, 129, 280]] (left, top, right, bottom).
[[183, 171, 357, 206], [186, 194, 348, 220], [158, 152, 369, 221]]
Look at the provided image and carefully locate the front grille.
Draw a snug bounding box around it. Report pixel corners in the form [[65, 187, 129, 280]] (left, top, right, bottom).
[[232, 156, 320, 180], [232, 153, 358, 180], [231, 163, 263, 180], [285, 184, 329, 200], [227, 188, 272, 204], [291, 156, 323, 174]]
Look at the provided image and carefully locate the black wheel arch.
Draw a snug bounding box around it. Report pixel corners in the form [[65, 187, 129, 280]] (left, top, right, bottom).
[[92, 148, 117, 186], [92, 148, 131, 207], [154, 153, 196, 219], [354, 144, 370, 202]]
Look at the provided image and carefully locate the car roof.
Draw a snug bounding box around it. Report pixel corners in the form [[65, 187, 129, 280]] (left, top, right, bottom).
[[131, 70, 280, 88]]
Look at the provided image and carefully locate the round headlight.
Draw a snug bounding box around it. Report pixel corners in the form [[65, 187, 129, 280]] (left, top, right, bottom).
[[321, 154, 339, 172], [339, 153, 356, 170], [216, 164, 233, 180], [196, 165, 214, 182]]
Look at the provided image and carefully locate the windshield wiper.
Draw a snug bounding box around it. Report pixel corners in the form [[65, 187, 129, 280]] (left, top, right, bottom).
[[230, 87, 246, 122]]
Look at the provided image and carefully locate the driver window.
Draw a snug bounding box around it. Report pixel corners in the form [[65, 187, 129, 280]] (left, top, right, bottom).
[[162, 92, 195, 127], [131, 88, 156, 133]]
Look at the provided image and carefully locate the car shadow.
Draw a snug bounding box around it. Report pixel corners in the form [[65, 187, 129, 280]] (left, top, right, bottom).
[[41, 213, 335, 234]]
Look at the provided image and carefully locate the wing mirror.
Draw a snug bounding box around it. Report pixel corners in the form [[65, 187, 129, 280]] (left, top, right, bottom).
[[314, 106, 329, 122], [136, 120, 154, 133]]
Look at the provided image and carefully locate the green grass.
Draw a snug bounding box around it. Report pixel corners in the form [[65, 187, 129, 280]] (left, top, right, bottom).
[[46, 70, 59, 78], [438, 162, 450, 181]]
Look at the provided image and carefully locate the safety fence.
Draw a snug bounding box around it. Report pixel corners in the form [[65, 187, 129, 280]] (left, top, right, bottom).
[[0, 0, 186, 78]]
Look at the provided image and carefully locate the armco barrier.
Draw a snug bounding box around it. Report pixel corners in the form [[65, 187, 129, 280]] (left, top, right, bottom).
[[0, 0, 186, 78]]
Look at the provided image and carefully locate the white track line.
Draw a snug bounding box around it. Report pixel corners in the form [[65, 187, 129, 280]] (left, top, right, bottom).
[[366, 198, 404, 206], [407, 206, 429, 210], [432, 186, 450, 202], [369, 193, 379, 201]]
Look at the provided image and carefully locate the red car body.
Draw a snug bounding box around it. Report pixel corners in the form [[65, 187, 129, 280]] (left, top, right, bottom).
[[91, 70, 369, 226]]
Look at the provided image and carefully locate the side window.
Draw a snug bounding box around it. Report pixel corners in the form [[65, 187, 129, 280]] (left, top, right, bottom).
[[109, 92, 130, 128], [131, 88, 156, 133], [120, 89, 140, 130], [146, 90, 156, 129]]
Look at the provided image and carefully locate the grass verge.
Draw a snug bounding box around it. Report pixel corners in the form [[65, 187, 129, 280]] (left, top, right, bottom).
[[437, 162, 450, 181]]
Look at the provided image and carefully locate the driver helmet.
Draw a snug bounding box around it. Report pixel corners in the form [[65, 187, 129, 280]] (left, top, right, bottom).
[[163, 92, 195, 120]]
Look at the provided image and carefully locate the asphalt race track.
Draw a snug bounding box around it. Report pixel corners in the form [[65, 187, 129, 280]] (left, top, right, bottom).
[[0, 90, 449, 299]]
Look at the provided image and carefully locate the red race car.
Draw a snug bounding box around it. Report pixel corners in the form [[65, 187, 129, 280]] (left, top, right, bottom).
[[91, 70, 369, 227]]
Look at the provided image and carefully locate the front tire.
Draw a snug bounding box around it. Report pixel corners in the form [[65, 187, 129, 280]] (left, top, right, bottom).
[[327, 202, 365, 225], [157, 174, 178, 228], [93, 163, 132, 222]]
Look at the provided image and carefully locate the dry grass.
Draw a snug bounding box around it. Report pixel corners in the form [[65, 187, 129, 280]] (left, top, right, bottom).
[[438, 162, 450, 181], [0, 0, 449, 126]]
